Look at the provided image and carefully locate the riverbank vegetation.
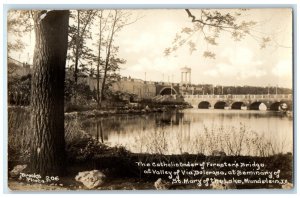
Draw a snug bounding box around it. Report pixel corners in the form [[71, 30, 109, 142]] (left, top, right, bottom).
[[8, 107, 293, 190]]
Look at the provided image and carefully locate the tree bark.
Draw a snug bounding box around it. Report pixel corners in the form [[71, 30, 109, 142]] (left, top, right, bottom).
[[30, 10, 69, 176]]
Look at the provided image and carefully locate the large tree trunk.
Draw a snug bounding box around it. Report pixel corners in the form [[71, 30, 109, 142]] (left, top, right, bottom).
[[30, 10, 69, 176]]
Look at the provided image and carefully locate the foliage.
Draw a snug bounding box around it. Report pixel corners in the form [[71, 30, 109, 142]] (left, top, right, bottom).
[[7, 72, 97, 107], [67, 10, 97, 78], [7, 62, 19, 76], [64, 77, 95, 104], [105, 90, 136, 103], [8, 10, 137, 108], [92, 10, 136, 107], [7, 10, 33, 53], [8, 74, 31, 105], [164, 9, 258, 58], [65, 115, 131, 162]]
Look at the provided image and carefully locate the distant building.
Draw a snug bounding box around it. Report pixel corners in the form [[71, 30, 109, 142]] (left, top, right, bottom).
[[8, 58, 291, 98], [85, 76, 157, 99], [180, 66, 191, 85], [180, 66, 192, 95]]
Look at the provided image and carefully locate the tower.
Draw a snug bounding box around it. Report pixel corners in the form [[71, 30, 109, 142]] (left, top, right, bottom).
[[180, 66, 191, 85]]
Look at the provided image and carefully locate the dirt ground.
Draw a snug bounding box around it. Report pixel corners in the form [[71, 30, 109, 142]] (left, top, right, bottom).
[[8, 178, 156, 191]]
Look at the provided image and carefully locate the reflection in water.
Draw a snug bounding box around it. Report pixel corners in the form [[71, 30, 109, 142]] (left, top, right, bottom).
[[82, 109, 293, 156], [96, 119, 104, 143]]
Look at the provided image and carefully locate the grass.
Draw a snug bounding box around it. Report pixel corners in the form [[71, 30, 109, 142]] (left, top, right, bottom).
[[8, 107, 31, 163]]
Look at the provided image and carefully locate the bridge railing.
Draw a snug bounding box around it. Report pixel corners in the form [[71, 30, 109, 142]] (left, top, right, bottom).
[[183, 94, 292, 100]]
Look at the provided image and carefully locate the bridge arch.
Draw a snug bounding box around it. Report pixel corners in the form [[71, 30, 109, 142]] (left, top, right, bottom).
[[159, 87, 178, 95], [280, 100, 292, 111], [270, 102, 281, 111], [198, 101, 211, 109], [214, 101, 228, 109], [250, 101, 267, 110], [231, 102, 246, 110], [270, 101, 289, 111]]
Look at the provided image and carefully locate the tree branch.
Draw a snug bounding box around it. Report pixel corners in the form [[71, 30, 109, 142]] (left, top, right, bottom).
[[185, 9, 238, 30]]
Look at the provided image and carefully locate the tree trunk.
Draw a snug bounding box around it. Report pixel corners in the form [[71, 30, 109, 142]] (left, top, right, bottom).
[[73, 10, 80, 103], [100, 12, 117, 106], [96, 12, 103, 109], [30, 10, 69, 176]]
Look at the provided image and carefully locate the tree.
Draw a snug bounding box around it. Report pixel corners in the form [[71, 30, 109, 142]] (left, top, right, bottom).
[[164, 9, 271, 58], [29, 10, 69, 176], [7, 10, 33, 54], [95, 10, 136, 107], [67, 10, 97, 103], [94, 10, 107, 108]]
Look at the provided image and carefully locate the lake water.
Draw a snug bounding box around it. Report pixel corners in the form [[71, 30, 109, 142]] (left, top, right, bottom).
[[82, 109, 293, 156]]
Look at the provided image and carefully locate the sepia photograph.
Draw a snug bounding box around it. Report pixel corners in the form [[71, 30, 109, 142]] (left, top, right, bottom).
[[6, 7, 294, 191]]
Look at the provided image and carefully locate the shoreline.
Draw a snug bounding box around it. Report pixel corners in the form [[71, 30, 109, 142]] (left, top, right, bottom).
[[7, 106, 294, 190]]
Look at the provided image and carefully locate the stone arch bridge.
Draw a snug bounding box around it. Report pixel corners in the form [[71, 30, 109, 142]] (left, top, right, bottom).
[[183, 94, 293, 110]]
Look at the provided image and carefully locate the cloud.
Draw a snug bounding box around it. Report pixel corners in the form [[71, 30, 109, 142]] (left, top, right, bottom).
[[204, 47, 266, 79], [119, 21, 177, 55], [127, 56, 181, 73], [121, 33, 157, 54], [272, 59, 292, 77], [222, 47, 254, 65]]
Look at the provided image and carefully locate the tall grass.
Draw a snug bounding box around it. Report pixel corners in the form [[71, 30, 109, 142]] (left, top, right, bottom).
[[8, 107, 31, 162], [8, 108, 94, 163], [65, 114, 91, 143], [130, 122, 290, 157]]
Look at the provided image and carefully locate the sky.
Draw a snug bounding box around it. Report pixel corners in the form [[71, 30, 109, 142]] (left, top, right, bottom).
[[114, 8, 292, 88], [8, 8, 293, 88]]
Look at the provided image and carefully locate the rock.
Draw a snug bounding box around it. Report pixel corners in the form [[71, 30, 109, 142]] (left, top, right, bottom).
[[145, 105, 150, 110], [282, 182, 293, 189], [9, 164, 27, 178], [154, 178, 170, 190], [75, 170, 106, 189]]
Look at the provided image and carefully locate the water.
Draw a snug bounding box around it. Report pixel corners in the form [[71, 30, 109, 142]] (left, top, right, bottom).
[[82, 109, 293, 156]]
